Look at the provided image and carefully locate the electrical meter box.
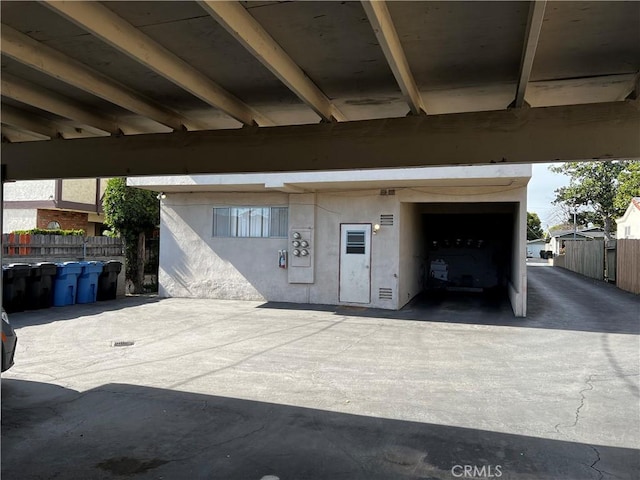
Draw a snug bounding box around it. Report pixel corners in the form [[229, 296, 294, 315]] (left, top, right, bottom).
[[288, 227, 314, 283]]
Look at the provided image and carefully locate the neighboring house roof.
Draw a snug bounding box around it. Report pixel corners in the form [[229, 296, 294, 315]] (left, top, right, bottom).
[[527, 238, 546, 244], [550, 231, 613, 240], [617, 197, 640, 224], [551, 232, 595, 240], [549, 228, 607, 239]]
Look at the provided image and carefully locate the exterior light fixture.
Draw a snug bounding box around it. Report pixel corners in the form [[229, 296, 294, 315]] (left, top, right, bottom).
[[373, 224, 381, 234], [157, 192, 167, 200]]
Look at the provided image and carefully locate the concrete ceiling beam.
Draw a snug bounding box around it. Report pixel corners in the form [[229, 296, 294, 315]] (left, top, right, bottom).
[[3, 100, 638, 181], [0, 104, 61, 139], [361, 0, 426, 115], [0, 24, 189, 131], [513, 0, 547, 108], [1, 124, 50, 143], [198, 1, 346, 123], [1, 74, 123, 135], [42, 0, 273, 127]]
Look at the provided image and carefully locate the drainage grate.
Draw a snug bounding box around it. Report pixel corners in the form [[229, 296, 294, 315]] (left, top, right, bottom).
[[380, 214, 394, 226], [112, 341, 135, 347], [379, 287, 393, 300]]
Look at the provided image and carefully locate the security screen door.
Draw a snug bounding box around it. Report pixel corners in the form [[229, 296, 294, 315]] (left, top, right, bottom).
[[339, 224, 372, 303]]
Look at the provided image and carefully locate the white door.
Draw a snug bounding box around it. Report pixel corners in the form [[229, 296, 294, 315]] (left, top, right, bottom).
[[339, 224, 371, 303]]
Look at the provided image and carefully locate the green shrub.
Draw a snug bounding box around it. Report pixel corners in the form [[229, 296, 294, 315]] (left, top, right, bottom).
[[11, 228, 85, 236]]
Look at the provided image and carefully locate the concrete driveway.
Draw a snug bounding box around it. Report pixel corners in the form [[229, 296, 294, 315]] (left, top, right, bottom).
[[2, 265, 639, 479]]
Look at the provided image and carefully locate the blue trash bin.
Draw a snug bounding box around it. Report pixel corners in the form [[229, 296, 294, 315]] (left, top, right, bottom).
[[76, 261, 104, 304], [53, 262, 82, 307]]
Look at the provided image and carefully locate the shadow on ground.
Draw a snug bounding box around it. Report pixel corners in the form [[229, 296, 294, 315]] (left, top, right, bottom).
[[2, 379, 637, 480], [261, 266, 640, 335], [5, 295, 161, 327]]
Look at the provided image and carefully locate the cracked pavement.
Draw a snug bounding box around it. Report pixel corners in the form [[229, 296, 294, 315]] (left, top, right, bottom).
[[2, 265, 639, 479]]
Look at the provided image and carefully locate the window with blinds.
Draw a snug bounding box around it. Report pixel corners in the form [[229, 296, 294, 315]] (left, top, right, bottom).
[[213, 206, 288, 238]]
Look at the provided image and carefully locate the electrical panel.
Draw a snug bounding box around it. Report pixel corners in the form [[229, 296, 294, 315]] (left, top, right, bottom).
[[288, 227, 314, 283]]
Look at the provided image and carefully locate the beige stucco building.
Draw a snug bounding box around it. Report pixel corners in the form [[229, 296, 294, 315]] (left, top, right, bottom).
[[3, 178, 108, 235]]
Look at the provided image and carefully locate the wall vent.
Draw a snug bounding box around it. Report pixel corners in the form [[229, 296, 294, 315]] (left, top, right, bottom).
[[379, 287, 393, 300], [387, 189, 396, 195], [380, 214, 394, 226], [380, 189, 387, 196]]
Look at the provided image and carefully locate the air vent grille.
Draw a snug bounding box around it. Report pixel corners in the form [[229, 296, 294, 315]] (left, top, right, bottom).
[[380, 214, 394, 226], [379, 287, 393, 300]]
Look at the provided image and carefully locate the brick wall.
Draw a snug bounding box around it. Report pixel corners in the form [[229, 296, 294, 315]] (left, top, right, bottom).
[[37, 209, 89, 232]]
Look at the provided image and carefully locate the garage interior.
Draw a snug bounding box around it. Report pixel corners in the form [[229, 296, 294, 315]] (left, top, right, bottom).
[[421, 204, 516, 295], [400, 202, 523, 314]]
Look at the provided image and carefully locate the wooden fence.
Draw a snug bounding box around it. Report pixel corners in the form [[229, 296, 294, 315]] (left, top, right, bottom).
[[2, 234, 124, 259], [559, 240, 605, 281], [617, 239, 640, 294]]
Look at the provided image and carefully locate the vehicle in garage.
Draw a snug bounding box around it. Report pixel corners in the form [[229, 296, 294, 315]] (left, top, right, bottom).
[[2, 308, 18, 372]]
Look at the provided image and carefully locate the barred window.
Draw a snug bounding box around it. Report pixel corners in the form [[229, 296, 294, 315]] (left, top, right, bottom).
[[213, 206, 288, 238]]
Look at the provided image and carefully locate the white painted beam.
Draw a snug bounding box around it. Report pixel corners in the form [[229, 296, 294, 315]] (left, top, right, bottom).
[[361, 0, 425, 115], [198, 1, 345, 123], [514, 0, 547, 108], [0, 25, 189, 131], [3, 100, 638, 181], [1, 74, 122, 135], [42, 0, 273, 127]]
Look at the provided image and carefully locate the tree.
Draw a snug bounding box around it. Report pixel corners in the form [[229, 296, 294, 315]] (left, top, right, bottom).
[[527, 212, 544, 240], [615, 161, 640, 212], [103, 178, 159, 293], [549, 160, 640, 241]]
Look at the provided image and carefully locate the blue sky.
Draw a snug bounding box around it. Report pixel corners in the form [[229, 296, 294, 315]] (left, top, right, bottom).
[[527, 163, 570, 231]]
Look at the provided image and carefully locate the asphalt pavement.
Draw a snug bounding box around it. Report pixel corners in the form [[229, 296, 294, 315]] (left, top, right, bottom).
[[2, 264, 639, 479]]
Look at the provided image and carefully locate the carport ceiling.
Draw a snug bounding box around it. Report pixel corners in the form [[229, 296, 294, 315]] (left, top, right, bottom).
[[1, 1, 639, 180]]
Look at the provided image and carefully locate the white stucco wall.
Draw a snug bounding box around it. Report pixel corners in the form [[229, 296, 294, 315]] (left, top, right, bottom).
[[617, 204, 640, 239], [311, 190, 400, 308], [3, 209, 38, 233], [159, 192, 297, 301], [129, 164, 532, 190], [4, 180, 56, 201], [397, 202, 423, 308], [159, 182, 528, 315], [510, 192, 528, 317], [158, 189, 403, 308]]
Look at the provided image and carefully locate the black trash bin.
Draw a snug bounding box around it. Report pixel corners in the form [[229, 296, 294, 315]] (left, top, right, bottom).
[[26, 263, 57, 310], [2, 263, 31, 313], [97, 261, 122, 301]]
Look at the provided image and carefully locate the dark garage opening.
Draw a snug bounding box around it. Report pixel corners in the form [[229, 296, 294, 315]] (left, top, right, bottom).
[[408, 203, 518, 311]]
